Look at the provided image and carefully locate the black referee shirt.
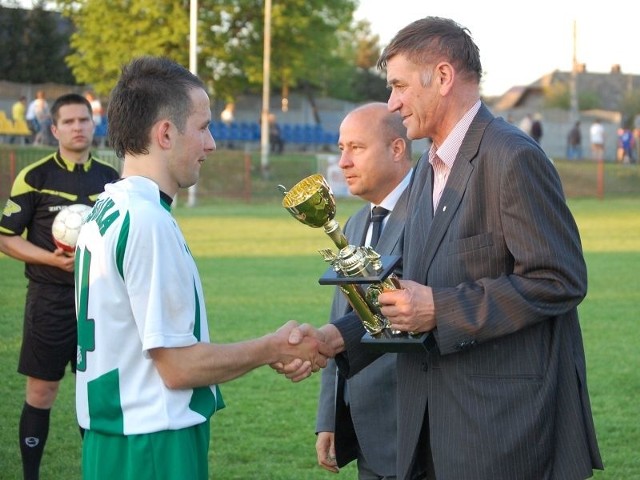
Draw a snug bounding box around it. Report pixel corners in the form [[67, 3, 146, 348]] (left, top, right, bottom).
[[0, 150, 120, 285]]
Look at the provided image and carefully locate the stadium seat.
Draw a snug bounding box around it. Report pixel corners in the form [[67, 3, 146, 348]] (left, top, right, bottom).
[[14, 119, 31, 136], [210, 121, 230, 141], [207, 120, 336, 150]]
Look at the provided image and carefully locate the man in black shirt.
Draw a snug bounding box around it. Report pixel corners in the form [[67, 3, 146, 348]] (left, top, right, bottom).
[[0, 93, 120, 480]]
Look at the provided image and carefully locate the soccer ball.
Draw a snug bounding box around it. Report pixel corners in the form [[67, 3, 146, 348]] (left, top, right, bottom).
[[51, 204, 92, 252]]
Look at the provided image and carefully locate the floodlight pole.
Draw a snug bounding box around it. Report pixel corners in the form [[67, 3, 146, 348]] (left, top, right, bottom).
[[569, 19, 579, 125], [187, 0, 198, 207], [260, 0, 272, 178]]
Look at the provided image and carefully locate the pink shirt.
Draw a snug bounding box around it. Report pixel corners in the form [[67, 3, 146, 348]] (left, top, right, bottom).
[[429, 100, 481, 213]]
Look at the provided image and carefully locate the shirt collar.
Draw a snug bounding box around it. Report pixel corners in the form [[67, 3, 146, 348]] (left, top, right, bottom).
[[54, 150, 93, 172], [372, 168, 413, 213], [429, 100, 481, 169]]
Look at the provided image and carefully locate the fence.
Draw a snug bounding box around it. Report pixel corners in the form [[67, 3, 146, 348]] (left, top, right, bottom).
[[0, 148, 41, 201], [0, 146, 321, 205], [3, 146, 637, 205]]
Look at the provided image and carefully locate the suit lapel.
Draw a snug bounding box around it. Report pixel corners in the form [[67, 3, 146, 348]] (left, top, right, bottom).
[[344, 206, 370, 247], [406, 105, 494, 283], [420, 156, 474, 273], [404, 153, 433, 282], [375, 185, 409, 253]]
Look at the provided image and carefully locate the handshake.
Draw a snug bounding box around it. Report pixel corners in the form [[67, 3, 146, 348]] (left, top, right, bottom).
[[268, 279, 435, 380], [269, 321, 343, 382]]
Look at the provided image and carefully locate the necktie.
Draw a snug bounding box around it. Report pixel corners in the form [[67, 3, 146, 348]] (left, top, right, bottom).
[[369, 206, 389, 248]]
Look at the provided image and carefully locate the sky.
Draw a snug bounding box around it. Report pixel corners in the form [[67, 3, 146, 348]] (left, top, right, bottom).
[[14, 0, 637, 98], [355, 0, 639, 97]]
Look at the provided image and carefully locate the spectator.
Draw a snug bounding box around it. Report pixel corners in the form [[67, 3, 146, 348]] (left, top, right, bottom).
[[25, 90, 51, 145], [220, 102, 235, 149], [268, 113, 284, 154], [10, 95, 28, 144], [567, 121, 582, 160], [589, 119, 605, 162], [518, 113, 532, 136], [530, 113, 543, 144], [220, 102, 235, 124], [11, 95, 27, 123], [618, 126, 635, 164], [634, 115, 640, 164], [84, 91, 104, 146], [84, 91, 103, 127]]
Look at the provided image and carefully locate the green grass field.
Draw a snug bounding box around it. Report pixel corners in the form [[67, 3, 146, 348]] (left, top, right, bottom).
[[0, 188, 639, 477]]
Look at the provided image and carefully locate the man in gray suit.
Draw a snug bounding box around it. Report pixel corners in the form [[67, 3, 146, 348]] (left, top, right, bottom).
[[277, 17, 603, 480], [315, 103, 413, 479]]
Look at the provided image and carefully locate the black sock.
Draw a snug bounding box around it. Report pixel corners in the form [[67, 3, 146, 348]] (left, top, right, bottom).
[[19, 402, 50, 480]]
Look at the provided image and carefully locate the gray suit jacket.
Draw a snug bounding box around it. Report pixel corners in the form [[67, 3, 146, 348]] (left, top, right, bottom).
[[316, 190, 409, 476], [334, 104, 603, 480]]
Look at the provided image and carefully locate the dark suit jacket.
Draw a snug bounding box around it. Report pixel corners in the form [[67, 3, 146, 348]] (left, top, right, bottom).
[[316, 189, 409, 476], [334, 104, 603, 480]]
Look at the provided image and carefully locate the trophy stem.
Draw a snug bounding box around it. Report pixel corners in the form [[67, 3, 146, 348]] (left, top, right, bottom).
[[323, 219, 349, 250], [339, 284, 386, 335]]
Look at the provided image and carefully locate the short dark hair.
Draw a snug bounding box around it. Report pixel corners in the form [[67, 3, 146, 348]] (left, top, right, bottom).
[[51, 93, 93, 126], [107, 56, 206, 159], [377, 16, 482, 84]]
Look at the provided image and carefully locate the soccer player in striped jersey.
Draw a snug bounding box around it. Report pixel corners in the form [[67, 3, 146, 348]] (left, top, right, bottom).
[[74, 56, 329, 480]]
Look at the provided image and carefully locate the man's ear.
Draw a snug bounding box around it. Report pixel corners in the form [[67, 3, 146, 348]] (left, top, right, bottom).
[[436, 62, 454, 94], [155, 120, 173, 149], [391, 137, 406, 160], [50, 124, 59, 141]]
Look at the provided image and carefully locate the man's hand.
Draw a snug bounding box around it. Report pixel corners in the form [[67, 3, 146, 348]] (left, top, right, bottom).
[[270, 321, 332, 380], [316, 431, 339, 473], [378, 279, 436, 333], [271, 323, 342, 382], [52, 247, 75, 272], [0, 234, 75, 272]]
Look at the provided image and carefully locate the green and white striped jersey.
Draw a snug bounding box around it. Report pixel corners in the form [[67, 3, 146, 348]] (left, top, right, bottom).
[[75, 176, 223, 435]]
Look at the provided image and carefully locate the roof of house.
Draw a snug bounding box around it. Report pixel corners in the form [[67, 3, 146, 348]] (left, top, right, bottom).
[[491, 67, 640, 113]]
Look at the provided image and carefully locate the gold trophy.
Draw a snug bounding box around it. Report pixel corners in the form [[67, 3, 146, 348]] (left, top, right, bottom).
[[280, 174, 429, 352]]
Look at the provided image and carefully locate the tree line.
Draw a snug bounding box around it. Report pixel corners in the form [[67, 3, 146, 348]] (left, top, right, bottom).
[[0, 1, 75, 84], [0, 0, 389, 106]]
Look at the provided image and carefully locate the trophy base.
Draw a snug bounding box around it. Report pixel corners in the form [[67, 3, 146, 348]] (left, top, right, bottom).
[[319, 255, 402, 285], [361, 331, 433, 353]]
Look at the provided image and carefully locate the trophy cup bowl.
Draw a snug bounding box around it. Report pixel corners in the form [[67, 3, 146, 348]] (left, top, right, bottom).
[[280, 174, 430, 352], [281, 174, 337, 229], [281, 174, 348, 249]]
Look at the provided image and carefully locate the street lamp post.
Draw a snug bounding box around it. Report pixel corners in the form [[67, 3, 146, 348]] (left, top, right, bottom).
[[187, 0, 198, 206], [569, 20, 579, 125], [260, 0, 272, 178]]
